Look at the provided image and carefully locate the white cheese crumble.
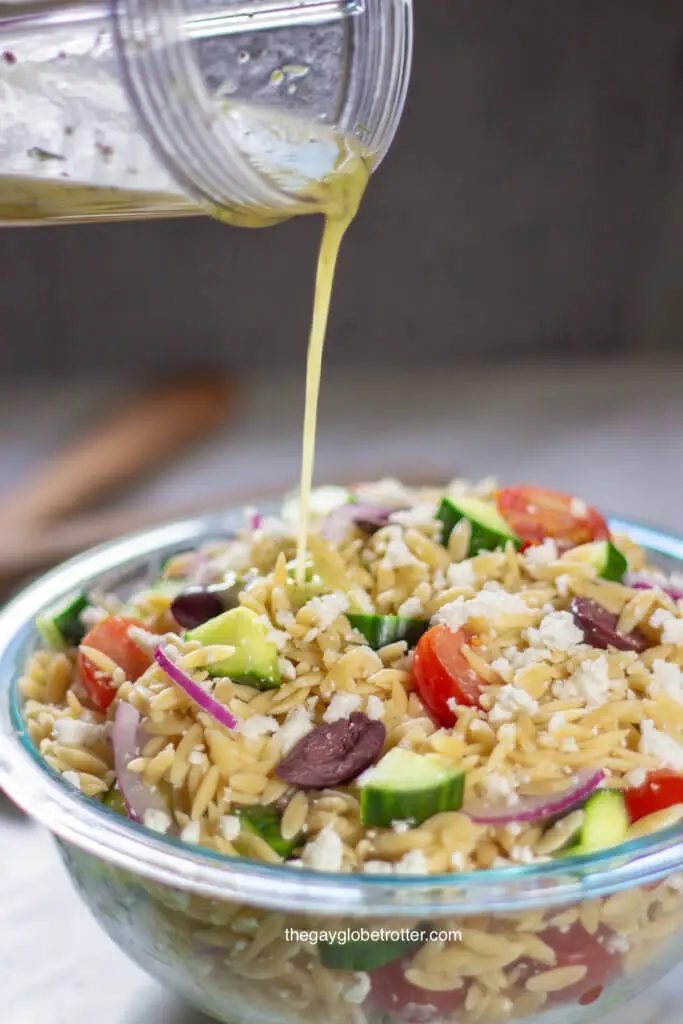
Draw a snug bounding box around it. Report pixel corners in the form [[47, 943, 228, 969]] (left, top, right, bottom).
[[560, 737, 579, 752], [304, 592, 349, 640], [390, 503, 437, 529], [570, 497, 589, 518], [446, 561, 477, 588], [525, 611, 584, 652], [302, 826, 344, 872], [489, 685, 539, 724], [395, 849, 429, 874], [555, 574, 571, 597], [552, 654, 616, 709], [62, 770, 82, 791], [219, 815, 241, 841], [238, 714, 280, 739], [343, 973, 372, 1005], [397, 596, 424, 618], [625, 768, 647, 788], [279, 707, 314, 755], [640, 720, 683, 771], [649, 659, 683, 704], [362, 860, 395, 874], [366, 695, 385, 720], [650, 609, 683, 646], [523, 539, 559, 568], [490, 657, 513, 682], [52, 718, 108, 748], [510, 845, 536, 865], [378, 527, 421, 569], [181, 821, 201, 844], [353, 478, 414, 507], [143, 809, 173, 834], [481, 773, 517, 802], [433, 591, 529, 632], [449, 851, 466, 871], [323, 692, 363, 723]]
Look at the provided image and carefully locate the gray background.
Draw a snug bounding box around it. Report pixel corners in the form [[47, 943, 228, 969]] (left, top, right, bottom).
[[3, 0, 683, 374]]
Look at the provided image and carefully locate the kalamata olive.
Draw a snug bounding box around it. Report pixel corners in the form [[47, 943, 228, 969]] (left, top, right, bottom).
[[322, 504, 400, 541], [170, 573, 256, 630], [276, 712, 386, 789], [570, 596, 649, 653]]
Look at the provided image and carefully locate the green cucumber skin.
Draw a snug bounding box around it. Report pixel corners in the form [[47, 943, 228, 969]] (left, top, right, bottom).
[[347, 614, 429, 651], [38, 592, 89, 648], [238, 807, 301, 858], [360, 771, 466, 829], [206, 667, 281, 689], [319, 936, 422, 972], [102, 787, 127, 817], [436, 498, 520, 555], [556, 791, 628, 858], [601, 543, 628, 583]]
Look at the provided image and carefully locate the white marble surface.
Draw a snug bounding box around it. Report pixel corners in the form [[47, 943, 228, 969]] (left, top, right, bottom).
[[2, 359, 683, 1024]]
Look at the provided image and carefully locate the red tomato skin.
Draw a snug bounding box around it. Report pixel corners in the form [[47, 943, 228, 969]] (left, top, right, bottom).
[[624, 770, 683, 824], [537, 923, 620, 1005], [413, 626, 483, 727], [78, 616, 152, 711], [496, 486, 609, 549], [370, 957, 464, 1022]]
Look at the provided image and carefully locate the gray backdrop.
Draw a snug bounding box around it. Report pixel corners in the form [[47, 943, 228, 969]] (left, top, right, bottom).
[[2, 0, 683, 375]]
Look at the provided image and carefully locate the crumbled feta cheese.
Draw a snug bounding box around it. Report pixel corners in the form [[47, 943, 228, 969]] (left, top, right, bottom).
[[52, 718, 108, 748], [434, 591, 529, 632], [392, 820, 413, 833], [323, 692, 363, 723], [127, 624, 162, 652], [498, 723, 518, 745], [570, 497, 588, 518], [640, 720, 683, 771], [446, 561, 476, 588], [489, 685, 539, 724], [510, 845, 536, 865], [604, 933, 631, 955], [275, 609, 296, 630], [397, 596, 424, 618], [62, 770, 82, 791], [181, 821, 201, 844], [555, 575, 570, 598], [378, 527, 421, 570], [450, 851, 466, 871], [552, 655, 616, 709], [302, 826, 344, 872], [279, 707, 314, 755], [238, 714, 280, 739], [390, 503, 437, 529], [481, 773, 516, 802], [490, 657, 513, 682], [264, 624, 289, 651], [143, 808, 173, 834], [548, 712, 567, 733], [395, 850, 429, 874], [277, 657, 297, 681], [523, 539, 559, 568], [526, 611, 584, 652], [650, 659, 683, 704], [366, 695, 385, 720], [650, 609, 683, 645], [188, 750, 205, 765], [343, 973, 371, 1005], [353, 478, 414, 507], [560, 737, 579, 752], [304, 592, 349, 640], [219, 815, 241, 841], [362, 860, 395, 874], [625, 768, 647, 788]]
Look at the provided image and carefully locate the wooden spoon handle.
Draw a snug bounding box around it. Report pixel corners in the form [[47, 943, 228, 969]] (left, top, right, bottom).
[[0, 376, 234, 528]]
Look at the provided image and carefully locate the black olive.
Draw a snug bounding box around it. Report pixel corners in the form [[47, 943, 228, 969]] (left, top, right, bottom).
[[276, 712, 386, 789]]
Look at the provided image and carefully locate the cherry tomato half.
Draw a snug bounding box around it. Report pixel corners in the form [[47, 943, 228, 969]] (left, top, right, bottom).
[[624, 770, 683, 824], [496, 486, 609, 550], [516, 923, 620, 1006], [78, 616, 152, 711], [413, 625, 484, 726], [370, 956, 464, 1022]]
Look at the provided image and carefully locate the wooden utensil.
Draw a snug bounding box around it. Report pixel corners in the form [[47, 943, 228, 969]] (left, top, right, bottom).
[[0, 375, 235, 529]]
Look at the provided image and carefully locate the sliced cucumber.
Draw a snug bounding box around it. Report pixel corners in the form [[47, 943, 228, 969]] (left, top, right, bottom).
[[37, 591, 89, 649], [102, 786, 127, 817], [560, 791, 628, 857], [187, 606, 280, 689], [319, 933, 423, 972], [359, 749, 465, 828], [282, 485, 353, 524], [285, 558, 326, 605], [237, 805, 302, 858], [347, 613, 429, 651], [436, 496, 521, 555], [567, 540, 628, 583]]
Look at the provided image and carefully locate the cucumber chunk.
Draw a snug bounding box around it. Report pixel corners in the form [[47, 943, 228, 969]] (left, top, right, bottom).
[[319, 933, 422, 972], [347, 613, 429, 651], [37, 591, 89, 649], [187, 606, 280, 689], [359, 748, 465, 828], [436, 496, 521, 555], [237, 805, 302, 858], [560, 791, 629, 857], [567, 540, 628, 582], [285, 558, 326, 605], [102, 786, 127, 817]]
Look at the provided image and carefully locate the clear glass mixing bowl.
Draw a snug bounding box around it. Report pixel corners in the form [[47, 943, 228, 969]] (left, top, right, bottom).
[[3, 507, 683, 1024]]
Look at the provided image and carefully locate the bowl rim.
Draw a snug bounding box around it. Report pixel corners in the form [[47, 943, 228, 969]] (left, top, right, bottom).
[[3, 505, 683, 917]]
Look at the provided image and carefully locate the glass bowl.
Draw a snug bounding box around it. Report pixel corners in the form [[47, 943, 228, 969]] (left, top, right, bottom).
[[3, 507, 683, 1024]]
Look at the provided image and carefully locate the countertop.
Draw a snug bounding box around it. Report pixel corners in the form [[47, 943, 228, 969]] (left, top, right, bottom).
[[2, 359, 683, 1024]]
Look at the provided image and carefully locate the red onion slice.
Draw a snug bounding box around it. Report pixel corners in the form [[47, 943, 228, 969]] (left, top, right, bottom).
[[112, 701, 172, 824], [465, 769, 606, 825], [154, 644, 237, 731], [321, 504, 399, 542], [627, 572, 683, 602]]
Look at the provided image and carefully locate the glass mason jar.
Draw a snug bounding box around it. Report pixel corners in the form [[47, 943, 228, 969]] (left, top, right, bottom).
[[0, 0, 412, 224]]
